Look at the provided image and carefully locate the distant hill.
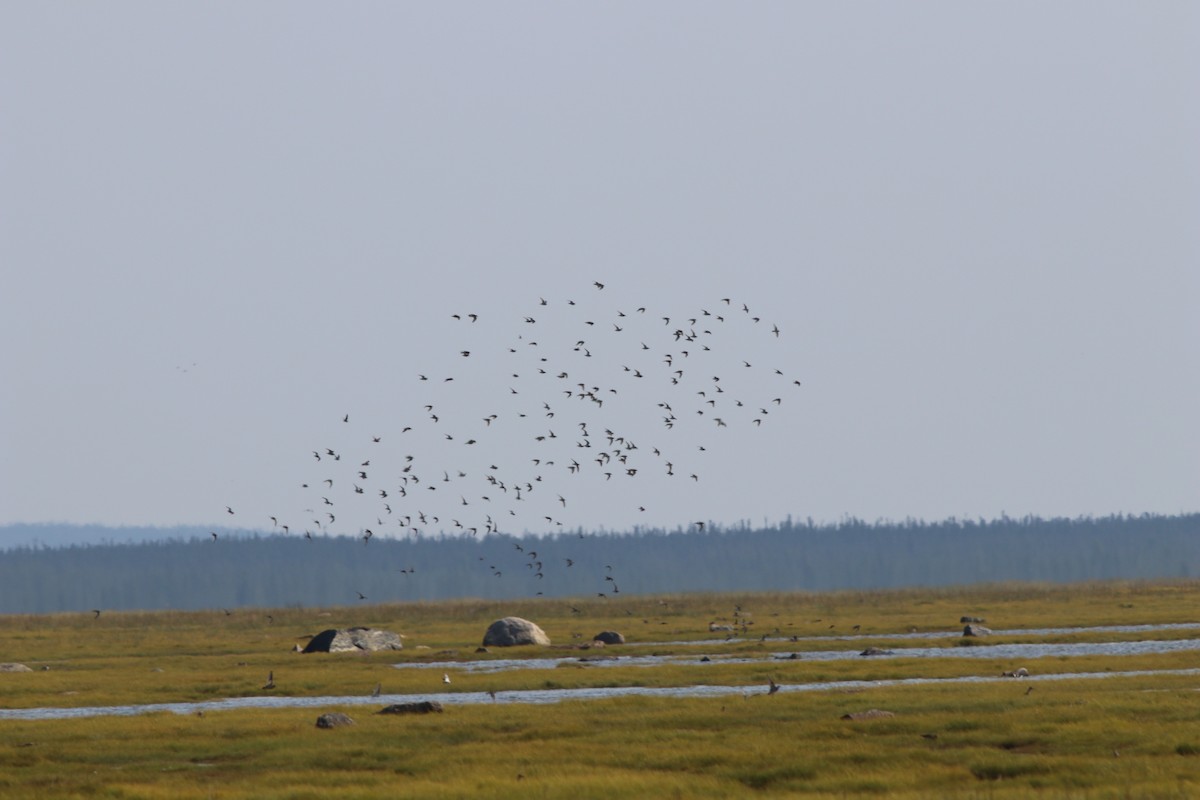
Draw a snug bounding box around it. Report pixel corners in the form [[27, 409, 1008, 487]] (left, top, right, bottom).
[[0, 513, 1196, 614]]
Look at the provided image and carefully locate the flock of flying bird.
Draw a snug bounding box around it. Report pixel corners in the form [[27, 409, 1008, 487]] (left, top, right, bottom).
[[218, 281, 803, 600]]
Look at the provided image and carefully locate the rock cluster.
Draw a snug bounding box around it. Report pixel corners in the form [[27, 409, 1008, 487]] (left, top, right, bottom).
[[301, 628, 404, 653]]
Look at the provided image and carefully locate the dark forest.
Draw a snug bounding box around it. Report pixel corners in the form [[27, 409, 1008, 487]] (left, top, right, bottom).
[[1, 513, 1196, 614]]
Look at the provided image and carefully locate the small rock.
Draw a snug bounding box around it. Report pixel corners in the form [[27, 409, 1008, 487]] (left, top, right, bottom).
[[315, 712, 355, 728], [379, 701, 444, 715], [859, 647, 893, 657], [963, 624, 992, 637], [841, 709, 896, 721], [960, 616, 986, 624]]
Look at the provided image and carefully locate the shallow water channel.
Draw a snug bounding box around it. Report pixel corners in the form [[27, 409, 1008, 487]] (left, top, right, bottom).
[[3, 623, 1197, 721], [393, 634, 1200, 675]]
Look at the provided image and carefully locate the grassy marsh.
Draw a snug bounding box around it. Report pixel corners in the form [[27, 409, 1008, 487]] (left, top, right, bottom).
[[1, 580, 1199, 797]]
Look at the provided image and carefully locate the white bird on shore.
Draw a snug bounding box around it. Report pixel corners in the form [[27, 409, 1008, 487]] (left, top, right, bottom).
[[443, 673, 451, 685]]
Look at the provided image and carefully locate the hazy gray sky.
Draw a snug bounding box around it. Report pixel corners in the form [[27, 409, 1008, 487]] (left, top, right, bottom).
[[2, 3, 1197, 541]]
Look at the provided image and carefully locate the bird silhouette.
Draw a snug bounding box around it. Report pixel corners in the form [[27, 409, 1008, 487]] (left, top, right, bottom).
[[262, 671, 275, 690]]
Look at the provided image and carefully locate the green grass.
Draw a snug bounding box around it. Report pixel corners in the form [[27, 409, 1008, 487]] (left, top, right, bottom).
[[1, 580, 1199, 797]]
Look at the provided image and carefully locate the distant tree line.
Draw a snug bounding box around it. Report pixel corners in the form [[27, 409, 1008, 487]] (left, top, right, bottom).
[[0, 513, 1196, 614]]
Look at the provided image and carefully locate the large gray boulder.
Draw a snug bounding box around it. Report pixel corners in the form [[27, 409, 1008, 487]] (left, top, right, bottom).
[[0, 663, 32, 672], [593, 631, 625, 645], [302, 627, 404, 653], [482, 617, 550, 647], [962, 624, 992, 637]]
